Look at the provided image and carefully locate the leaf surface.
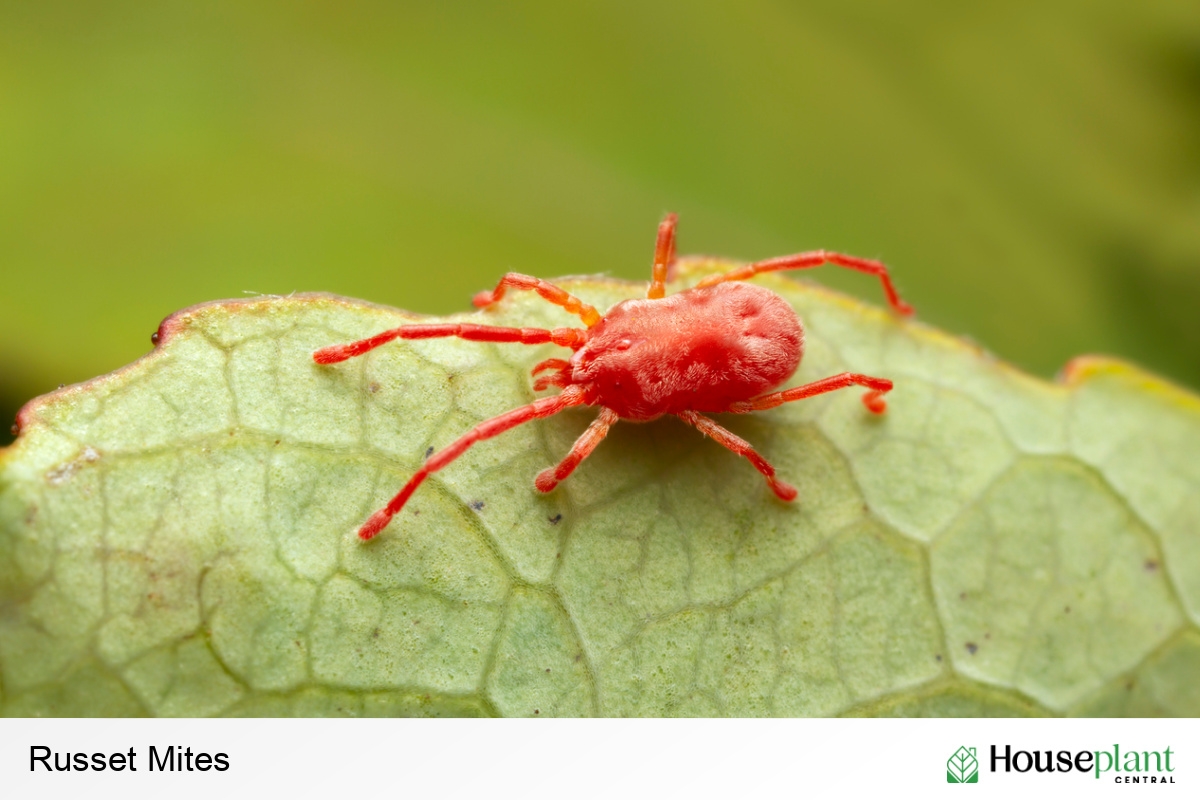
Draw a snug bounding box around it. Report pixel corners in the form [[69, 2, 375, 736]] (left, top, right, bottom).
[[2, 261, 1198, 716]]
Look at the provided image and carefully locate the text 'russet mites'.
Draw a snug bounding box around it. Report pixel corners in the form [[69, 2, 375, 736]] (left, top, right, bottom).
[[30, 745, 230, 772]]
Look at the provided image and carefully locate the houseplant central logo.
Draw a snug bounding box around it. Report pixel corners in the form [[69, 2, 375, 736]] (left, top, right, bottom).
[[948, 746, 980, 783]]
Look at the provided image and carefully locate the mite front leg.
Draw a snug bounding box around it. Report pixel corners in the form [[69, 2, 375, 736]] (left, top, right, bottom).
[[535, 407, 619, 492], [358, 386, 589, 540], [677, 410, 797, 501], [646, 213, 678, 300], [729, 373, 894, 415], [530, 358, 572, 390], [473, 273, 602, 327], [313, 323, 586, 364], [695, 251, 913, 315]]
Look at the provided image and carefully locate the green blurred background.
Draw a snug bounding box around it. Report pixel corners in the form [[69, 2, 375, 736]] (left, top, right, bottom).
[[3, 1, 1198, 446]]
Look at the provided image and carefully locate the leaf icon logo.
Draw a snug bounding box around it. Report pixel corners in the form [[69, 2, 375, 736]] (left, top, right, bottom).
[[947, 746, 979, 783]]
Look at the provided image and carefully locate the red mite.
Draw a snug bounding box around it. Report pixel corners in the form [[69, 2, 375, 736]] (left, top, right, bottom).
[[314, 215, 913, 540]]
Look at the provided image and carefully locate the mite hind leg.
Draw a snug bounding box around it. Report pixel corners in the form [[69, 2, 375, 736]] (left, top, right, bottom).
[[677, 410, 797, 501], [695, 251, 913, 315], [535, 407, 620, 492], [729, 373, 894, 415]]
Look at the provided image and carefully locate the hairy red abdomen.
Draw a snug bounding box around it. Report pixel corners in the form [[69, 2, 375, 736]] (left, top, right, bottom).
[[571, 282, 804, 420]]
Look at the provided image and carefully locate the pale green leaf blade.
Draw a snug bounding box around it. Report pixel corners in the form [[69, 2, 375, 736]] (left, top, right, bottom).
[[1, 261, 1197, 716]]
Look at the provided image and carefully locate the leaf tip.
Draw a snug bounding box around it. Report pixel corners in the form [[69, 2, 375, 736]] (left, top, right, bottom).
[[1061, 354, 1200, 412]]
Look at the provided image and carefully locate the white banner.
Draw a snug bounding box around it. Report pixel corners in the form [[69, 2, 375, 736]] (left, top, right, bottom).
[[0, 717, 1192, 798]]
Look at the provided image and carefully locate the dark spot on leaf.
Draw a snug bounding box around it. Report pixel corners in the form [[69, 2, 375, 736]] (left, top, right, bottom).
[[372, 627, 380, 639], [935, 654, 943, 662], [965, 642, 978, 655], [369, 381, 381, 394], [574, 653, 582, 662], [1064, 606, 1071, 613], [959, 592, 967, 600], [150, 331, 160, 345], [274, 439, 281, 445], [470, 500, 485, 511], [545, 668, 551, 673], [549, 514, 562, 525], [413, 619, 420, 625], [533, 709, 540, 715], [1145, 559, 1159, 572], [984, 632, 991, 639], [1125, 680, 1136, 691], [425, 447, 434, 459]]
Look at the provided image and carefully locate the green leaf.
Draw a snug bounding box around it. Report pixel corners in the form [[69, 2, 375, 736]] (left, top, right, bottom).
[[2, 261, 1198, 716]]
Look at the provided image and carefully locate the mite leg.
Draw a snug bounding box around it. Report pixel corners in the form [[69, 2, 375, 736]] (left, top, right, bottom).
[[358, 387, 588, 540], [313, 323, 585, 364], [677, 410, 797, 501], [647, 213, 679, 300], [729, 373, 894, 415], [473, 273, 602, 327], [535, 407, 620, 492], [531, 358, 571, 376], [695, 251, 913, 315], [530, 358, 573, 390]]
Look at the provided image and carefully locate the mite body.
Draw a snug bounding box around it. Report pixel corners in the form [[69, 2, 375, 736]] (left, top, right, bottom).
[[314, 214, 912, 540], [567, 283, 802, 420]]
